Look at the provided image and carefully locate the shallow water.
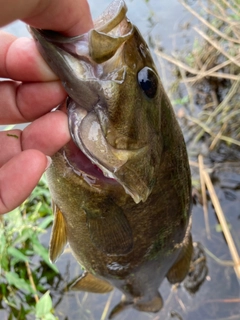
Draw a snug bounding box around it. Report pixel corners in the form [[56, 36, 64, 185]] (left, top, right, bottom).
[[1, 0, 240, 319]]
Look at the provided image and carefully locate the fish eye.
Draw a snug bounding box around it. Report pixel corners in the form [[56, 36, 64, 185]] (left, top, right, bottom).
[[137, 67, 158, 99]]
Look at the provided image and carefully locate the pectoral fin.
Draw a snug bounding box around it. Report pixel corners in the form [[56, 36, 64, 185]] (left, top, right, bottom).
[[49, 202, 67, 263], [84, 200, 133, 255], [167, 233, 193, 284], [71, 271, 113, 293]]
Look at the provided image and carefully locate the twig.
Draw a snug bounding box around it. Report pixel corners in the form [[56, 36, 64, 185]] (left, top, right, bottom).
[[154, 50, 198, 74], [216, 135, 240, 147], [184, 115, 213, 136], [25, 261, 39, 303], [202, 169, 240, 279], [177, 66, 194, 112], [183, 54, 240, 83], [221, 0, 240, 16], [155, 50, 240, 82], [204, 298, 240, 303], [193, 27, 240, 68], [179, 0, 240, 44], [209, 122, 227, 150], [204, 246, 235, 267], [100, 291, 114, 320], [198, 155, 211, 239], [199, 1, 240, 27], [193, 79, 240, 142], [175, 295, 186, 313], [189, 160, 199, 168]]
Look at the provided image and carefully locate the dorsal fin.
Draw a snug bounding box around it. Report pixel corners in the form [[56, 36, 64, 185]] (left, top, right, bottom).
[[71, 271, 113, 293], [49, 202, 68, 263]]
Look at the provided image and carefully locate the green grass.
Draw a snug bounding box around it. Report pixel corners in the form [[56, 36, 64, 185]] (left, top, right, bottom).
[[0, 176, 59, 320]]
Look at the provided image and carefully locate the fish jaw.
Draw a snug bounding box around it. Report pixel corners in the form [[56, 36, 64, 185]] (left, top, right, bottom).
[[67, 99, 152, 203], [30, 0, 163, 204]]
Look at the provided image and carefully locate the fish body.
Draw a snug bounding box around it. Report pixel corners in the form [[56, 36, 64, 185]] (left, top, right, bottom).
[[30, 0, 192, 317]]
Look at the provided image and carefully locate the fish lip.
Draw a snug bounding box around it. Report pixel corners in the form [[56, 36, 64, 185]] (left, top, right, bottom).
[[67, 100, 149, 204], [30, 27, 83, 43]]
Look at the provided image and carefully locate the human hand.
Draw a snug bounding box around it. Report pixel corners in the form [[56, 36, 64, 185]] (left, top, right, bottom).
[[0, 0, 93, 214]]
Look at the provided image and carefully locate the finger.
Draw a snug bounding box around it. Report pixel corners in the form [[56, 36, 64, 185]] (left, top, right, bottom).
[[0, 149, 49, 214], [1, 0, 93, 36], [0, 111, 70, 166], [0, 32, 58, 81], [0, 80, 67, 124], [0, 129, 22, 167], [22, 110, 71, 156]]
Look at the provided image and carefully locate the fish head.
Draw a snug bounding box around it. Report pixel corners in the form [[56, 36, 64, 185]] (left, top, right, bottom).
[[30, 0, 163, 203]]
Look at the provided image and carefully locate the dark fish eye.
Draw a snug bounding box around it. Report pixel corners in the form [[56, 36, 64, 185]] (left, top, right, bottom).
[[137, 67, 158, 99]]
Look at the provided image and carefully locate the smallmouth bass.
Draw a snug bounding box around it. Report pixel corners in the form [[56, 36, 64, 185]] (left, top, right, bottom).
[[30, 0, 192, 317]]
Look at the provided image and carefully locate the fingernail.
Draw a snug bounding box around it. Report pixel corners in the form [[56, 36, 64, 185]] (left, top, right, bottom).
[[45, 156, 52, 171]]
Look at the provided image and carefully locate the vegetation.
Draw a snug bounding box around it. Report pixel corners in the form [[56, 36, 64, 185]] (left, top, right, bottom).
[[155, 1, 240, 318], [156, 0, 240, 153], [0, 176, 59, 320]]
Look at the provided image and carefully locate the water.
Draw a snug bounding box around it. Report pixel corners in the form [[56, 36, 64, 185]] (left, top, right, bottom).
[[1, 0, 240, 319]]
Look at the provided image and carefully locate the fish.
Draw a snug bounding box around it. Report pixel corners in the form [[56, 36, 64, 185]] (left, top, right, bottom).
[[30, 0, 192, 318]]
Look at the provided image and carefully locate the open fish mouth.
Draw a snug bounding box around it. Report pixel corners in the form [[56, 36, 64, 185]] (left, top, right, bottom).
[[67, 99, 149, 204], [30, 0, 157, 204]]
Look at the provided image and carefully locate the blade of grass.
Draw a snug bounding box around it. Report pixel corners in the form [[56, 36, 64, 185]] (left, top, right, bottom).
[[179, 0, 240, 44], [100, 291, 114, 320], [25, 261, 39, 303], [155, 49, 240, 81], [202, 169, 240, 279], [204, 247, 235, 266], [193, 27, 240, 68], [198, 155, 211, 239]]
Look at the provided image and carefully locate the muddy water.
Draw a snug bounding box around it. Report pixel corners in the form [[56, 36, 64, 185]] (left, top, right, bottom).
[[1, 0, 240, 319]]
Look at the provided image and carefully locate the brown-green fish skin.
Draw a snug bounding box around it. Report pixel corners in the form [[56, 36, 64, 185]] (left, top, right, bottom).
[[31, 0, 192, 315]]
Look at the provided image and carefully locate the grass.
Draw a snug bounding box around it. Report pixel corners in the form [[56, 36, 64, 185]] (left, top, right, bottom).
[[0, 176, 59, 320], [155, 0, 240, 151], [154, 0, 240, 290]]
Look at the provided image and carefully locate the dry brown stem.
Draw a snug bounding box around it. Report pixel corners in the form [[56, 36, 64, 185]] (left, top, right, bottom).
[[198, 155, 211, 239], [155, 50, 240, 82], [179, 0, 240, 44], [202, 167, 240, 279], [25, 261, 39, 303]]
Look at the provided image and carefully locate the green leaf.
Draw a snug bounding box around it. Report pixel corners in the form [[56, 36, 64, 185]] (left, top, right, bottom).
[[36, 291, 52, 317], [173, 96, 189, 106], [43, 313, 58, 320], [215, 223, 231, 233], [5, 271, 34, 293], [32, 241, 58, 273], [7, 247, 29, 262], [38, 216, 53, 230]]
